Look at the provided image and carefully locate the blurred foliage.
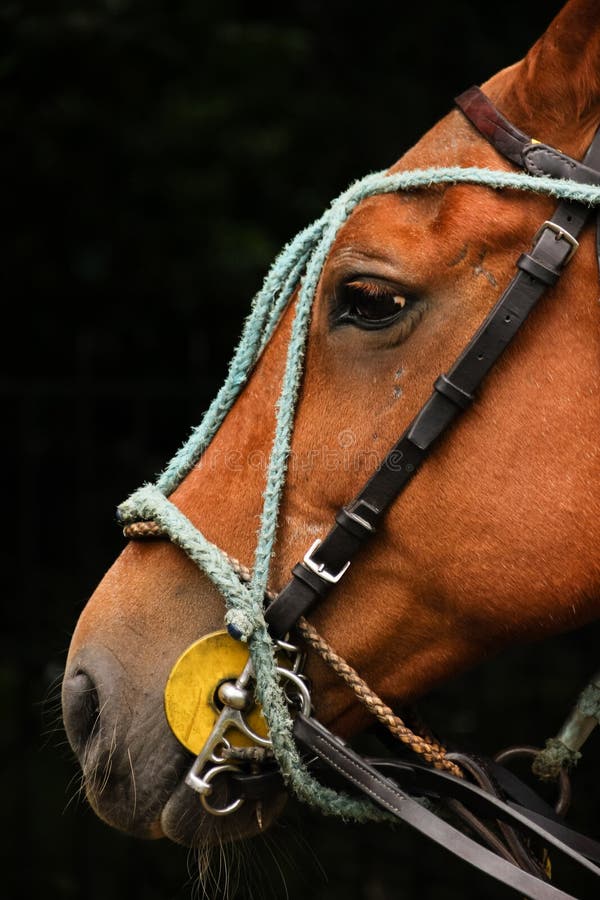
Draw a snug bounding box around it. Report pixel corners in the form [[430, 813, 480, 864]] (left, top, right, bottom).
[[8, 1, 600, 899]]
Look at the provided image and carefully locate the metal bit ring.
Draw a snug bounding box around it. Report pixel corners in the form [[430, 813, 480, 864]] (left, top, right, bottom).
[[493, 745, 572, 817], [199, 764, 245, 817]]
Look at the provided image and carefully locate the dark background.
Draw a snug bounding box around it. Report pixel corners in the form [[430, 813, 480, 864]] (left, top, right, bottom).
[[5, 1, 600, 898]]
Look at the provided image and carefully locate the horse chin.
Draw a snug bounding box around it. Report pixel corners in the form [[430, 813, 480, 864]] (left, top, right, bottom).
[[80, 738, 287, 846], [79, 740, 187, 841], [159, 778, 288, 846]]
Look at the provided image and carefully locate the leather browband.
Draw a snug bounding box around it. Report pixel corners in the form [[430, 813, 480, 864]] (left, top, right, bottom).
[[456, 85, 600, 187]]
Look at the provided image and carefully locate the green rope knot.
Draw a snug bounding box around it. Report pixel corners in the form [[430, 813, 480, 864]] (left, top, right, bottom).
[[577, 682, 600, 721], [532, 737, 581, 781], [225, 609, 256, 642]]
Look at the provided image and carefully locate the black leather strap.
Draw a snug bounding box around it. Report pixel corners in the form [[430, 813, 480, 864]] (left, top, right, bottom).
[[264, 116, 600, 639], [517, 252, 560, 286], [232, 741, 600, 869], [294, 715, 600, 899]]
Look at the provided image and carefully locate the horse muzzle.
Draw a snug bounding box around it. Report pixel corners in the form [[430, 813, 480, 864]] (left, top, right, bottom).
[[61, 640, 288, 844], [61, 643, 176, 838]]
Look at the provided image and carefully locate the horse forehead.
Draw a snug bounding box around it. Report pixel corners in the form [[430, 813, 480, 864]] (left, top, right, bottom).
[[329, 193, 440, 259], [325, 189, 478, 282], [330, 117, 508, 254], [392, 107, 491, 169]]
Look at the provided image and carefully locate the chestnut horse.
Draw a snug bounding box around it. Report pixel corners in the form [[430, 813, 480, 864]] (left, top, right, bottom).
[[62, 0, 600, 887]]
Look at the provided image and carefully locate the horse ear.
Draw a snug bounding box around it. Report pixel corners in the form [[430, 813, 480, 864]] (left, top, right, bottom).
[[485, 0, 600, 156]]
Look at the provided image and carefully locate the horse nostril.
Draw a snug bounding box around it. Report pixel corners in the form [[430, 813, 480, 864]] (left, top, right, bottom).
[[62, 668, 101, 757]]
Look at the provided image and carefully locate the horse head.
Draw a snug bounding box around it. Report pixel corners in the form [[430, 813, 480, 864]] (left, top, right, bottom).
[[62, 0, 600, 874]]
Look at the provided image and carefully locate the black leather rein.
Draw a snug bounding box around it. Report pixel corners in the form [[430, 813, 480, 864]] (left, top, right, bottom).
[[249, 87, 600, 898]]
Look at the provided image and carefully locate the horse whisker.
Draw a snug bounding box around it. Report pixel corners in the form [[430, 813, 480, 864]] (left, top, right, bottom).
[[127, 746, 137, 824]]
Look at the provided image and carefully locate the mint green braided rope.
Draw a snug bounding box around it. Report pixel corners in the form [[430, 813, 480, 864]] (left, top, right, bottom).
[[118, 164, 600, 822]]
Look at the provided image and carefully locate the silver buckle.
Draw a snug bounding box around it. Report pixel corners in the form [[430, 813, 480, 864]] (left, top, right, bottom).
[[533, 220, 579, 265], [303, 539, 350, 584]]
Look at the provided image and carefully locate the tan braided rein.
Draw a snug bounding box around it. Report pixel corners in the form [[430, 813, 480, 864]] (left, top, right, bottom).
[[124, 519, 462, 778]]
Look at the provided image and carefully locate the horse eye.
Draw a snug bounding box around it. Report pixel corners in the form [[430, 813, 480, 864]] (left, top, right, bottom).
[[335, 280, 413, 330]]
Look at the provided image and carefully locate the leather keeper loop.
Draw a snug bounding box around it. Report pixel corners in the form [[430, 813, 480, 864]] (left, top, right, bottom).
[[336, 506, 376, 540], [291, 562, 332, 597], [517, 252, 560, 286], [434, 374, 474, 410]]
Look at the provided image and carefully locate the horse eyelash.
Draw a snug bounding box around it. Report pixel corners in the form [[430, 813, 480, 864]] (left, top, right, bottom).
[[345, 280, 410, 311], [345, 279, 396, 298]]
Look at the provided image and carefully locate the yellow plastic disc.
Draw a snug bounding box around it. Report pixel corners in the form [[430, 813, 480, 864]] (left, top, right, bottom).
[[164, 630, 269, 755]]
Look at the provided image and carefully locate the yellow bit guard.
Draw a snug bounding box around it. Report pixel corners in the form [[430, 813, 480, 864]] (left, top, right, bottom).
[[164, 630, 268, 754]]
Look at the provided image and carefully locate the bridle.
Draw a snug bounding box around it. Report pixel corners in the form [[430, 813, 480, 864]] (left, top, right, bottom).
[[119, 87, 600, 898]]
